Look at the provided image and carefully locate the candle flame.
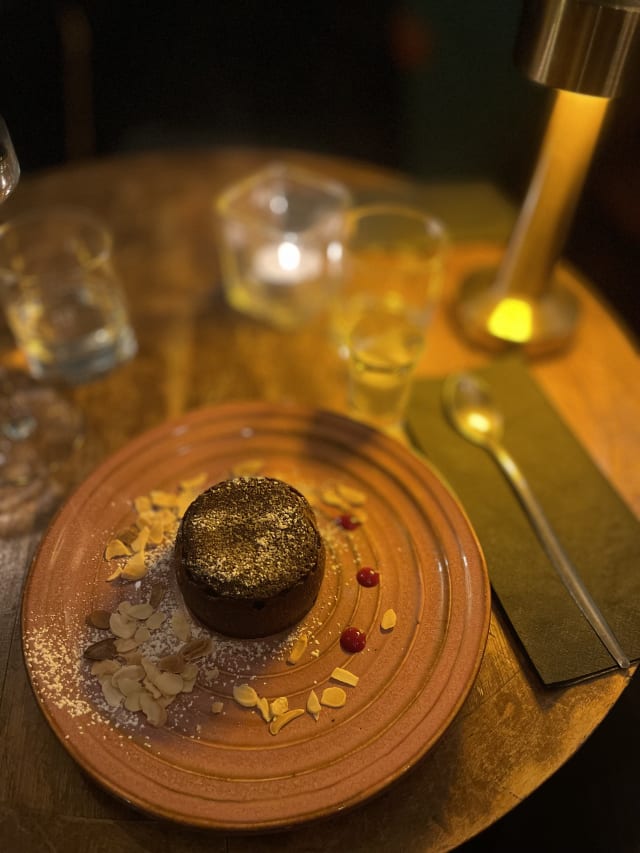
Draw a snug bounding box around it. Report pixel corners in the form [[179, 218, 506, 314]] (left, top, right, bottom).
[[277, 241, 301, 272]]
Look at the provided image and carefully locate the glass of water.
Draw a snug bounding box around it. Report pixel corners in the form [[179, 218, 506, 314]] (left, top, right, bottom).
[[0, 206, 137, 384], [0, 195, 137, 534], [347, 300, 425, 431]]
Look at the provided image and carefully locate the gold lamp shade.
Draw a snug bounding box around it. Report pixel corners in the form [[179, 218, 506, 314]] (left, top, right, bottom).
[[455, 0, 640, 355]]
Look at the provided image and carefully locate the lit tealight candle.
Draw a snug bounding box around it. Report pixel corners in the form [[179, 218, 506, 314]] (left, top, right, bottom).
[[253, 241, 322, 286]]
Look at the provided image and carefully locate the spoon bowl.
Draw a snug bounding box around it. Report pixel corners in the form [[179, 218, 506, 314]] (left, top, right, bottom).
[[442, 372, 505, 447]]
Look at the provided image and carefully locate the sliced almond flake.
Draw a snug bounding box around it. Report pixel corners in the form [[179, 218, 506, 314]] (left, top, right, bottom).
[[175, 492, 194, 518], [335, 483, 367, 506], [211, 700, 224, 715], [116, 676, 145, 697], [135, 509, 158, 529], [158, 694, 176, 708], [120, 550, 147, 581], [145, 610, 166, 631], [139, 690, 168, 727], [100, 679, 124, 708], [134, 625, 151, 645], [104, 538, 131, 560], [320, 487, 350, 510], [91, 659, 120, 676], [181, 662, 199, 681], [109, 612, 137, 639], [320, 686, 347, 708], [148, 519, 165, 544], [181, 676, 197, 694], [105, 564, 123, 582], [141, 656, 161, 681], [116, 526, 138, 546], [256, 696, 271, 722], [124, 691, 144, 712], [154, 671, 184, 696], [270, 696, 289, 717], [143, 678, 162, 700], [130, 527, 151, 553], [150, 489, 178, 507], [381, 608, 397, 631], [112, 663, 145, 685], [127, 603, 155, 620], [181, 636, 212, 661], [287, 634, 308, 665], [134, 495, 152, 514], [153, 507, 177, 530], [112, 664, 145, 684], [306, 689, 321, 721], [115, 637, 139, 654], [232, 683, 259, 708], [118, 600, 136, 618], [170, 610, 191, 643], [268, 708, 304, 735], [120, 551, 147, 581], [331, 667, 359, 687], [180, 473, 207, 491]]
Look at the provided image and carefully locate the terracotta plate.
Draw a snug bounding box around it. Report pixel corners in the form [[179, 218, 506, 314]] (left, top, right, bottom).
[[22, 401, 490, 830]]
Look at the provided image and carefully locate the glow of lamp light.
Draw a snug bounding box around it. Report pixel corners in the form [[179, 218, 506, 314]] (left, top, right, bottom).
[[467, 412, 492, 434], [487, 297, 533, 343]]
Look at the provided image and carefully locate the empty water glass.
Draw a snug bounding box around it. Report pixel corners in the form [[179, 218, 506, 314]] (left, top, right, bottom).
[[0, 207, 137, 384]]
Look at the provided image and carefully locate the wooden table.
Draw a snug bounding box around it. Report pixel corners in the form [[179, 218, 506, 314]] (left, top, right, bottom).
[[1, 148, 638, 852]]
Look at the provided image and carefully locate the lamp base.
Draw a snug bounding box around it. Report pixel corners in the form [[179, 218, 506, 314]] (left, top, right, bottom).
[[454, 269, 579, 356]]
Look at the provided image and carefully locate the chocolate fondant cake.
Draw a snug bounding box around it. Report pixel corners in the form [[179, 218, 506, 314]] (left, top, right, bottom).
[[174, 476, 325, 638]]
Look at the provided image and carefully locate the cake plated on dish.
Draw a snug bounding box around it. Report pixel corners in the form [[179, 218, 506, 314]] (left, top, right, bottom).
[[174, 476, 325, 638]]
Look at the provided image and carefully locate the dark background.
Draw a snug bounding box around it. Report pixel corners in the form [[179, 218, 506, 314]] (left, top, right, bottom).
[[2, 2, 640, 850]]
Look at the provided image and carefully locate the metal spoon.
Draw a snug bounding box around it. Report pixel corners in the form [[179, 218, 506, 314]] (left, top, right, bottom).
[[443, 371, 630, 671]]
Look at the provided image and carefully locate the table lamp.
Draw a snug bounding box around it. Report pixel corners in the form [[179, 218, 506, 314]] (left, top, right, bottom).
[[454, 0, 640, 355]]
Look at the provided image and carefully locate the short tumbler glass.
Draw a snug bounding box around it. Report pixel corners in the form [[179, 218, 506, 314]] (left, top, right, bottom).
[[216, 162, 351, 330], [0, 207, 137, 383]]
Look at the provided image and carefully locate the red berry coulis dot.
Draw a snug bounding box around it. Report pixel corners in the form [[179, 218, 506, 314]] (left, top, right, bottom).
[[356, 567, 380, 587], [335, 514, 361, 530], [340, 626, 367, 653]]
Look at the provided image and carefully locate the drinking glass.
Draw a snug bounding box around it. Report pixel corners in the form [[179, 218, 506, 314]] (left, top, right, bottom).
[[346, 298, 426, 431], [0, 207, 137, 383], [216, 162, 351, 330], [331, 204, 448, 359], [332, 204, 447, 432], [0, 119, 137, 534]]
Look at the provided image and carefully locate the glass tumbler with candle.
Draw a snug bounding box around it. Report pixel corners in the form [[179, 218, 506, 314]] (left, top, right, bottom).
[[216, 162, 351, 331]]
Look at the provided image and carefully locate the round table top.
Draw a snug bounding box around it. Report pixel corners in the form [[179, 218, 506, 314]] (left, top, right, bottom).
[[1, 147, 638, 853]]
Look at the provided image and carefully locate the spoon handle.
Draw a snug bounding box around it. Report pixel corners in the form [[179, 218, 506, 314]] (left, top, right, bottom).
[[489, 440, 630, 671]]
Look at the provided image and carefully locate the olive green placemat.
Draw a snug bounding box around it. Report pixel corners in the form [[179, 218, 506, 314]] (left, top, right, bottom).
[[406, 358, 640, 685]]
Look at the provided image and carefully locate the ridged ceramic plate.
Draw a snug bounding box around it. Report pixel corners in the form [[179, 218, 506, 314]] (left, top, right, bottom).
[[22, 401, 490, 830]]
